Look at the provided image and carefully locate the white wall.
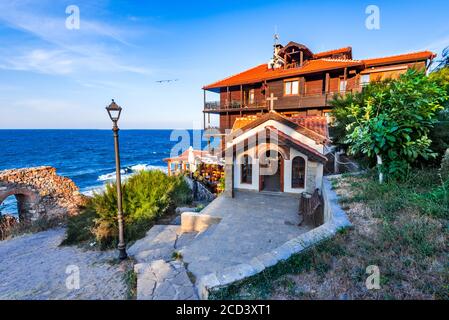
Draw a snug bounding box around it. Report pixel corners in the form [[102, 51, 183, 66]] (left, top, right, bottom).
[[228, 119, 324, 153], [233, 152, 259, 191], [233, 145, 324, 194]]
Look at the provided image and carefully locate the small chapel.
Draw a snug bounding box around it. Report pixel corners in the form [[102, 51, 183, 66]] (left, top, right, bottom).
[[222, 110, 328, 196]]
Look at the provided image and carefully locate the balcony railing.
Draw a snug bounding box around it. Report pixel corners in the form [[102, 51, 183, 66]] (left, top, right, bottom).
[[204, 101, 220, 111], [203, 89, 362, 112]]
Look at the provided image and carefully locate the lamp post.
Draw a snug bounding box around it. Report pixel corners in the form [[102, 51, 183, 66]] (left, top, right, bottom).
[[106, 99, 127, 260]]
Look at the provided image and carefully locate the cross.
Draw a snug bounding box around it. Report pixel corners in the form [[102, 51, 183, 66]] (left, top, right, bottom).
[[266, 93, 278, 111]]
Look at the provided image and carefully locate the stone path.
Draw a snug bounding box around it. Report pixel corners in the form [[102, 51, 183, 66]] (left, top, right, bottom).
[[0, 228, 128, 300], [134, 260, 197, 300], [181, 191, 310, 279], [128, 225, 198, 300], [127, 191, 310, 300]]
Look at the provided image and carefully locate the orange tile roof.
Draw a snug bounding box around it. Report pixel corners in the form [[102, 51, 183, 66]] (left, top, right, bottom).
[[232, 115, 260, 131], [203, 59, 363, 89], [313, 47, 352, 59], [363, 51, 435, 67], [288, 115, 329, 138], [230, 113, 329, 140]]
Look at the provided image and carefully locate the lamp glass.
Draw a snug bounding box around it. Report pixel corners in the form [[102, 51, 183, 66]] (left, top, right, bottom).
[[106, 100, 122, 122]]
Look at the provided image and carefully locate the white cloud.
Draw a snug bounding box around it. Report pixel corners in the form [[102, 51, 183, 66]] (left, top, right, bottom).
[[0, 1, 152, 76], [0, 49, 74, 75]]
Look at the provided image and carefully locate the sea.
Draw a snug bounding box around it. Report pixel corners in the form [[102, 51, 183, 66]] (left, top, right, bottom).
[[0, 129, 206, 217]]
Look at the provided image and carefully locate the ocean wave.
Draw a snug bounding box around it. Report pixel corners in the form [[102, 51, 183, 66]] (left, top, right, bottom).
[[97, 164, 167, 182], [81, 185, 105, 197]]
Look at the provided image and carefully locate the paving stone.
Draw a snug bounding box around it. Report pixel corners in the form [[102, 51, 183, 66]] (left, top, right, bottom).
[[135, 260, 197, 300], [127, 225, 179, 256], [0, 228, 128, 300]]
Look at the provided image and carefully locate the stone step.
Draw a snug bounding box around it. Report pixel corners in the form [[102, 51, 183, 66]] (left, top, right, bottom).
[[128, 225, 179, 257], [134, 260, 198, 300], [193, 223, 219, 241], [175, 232, 198, 250]]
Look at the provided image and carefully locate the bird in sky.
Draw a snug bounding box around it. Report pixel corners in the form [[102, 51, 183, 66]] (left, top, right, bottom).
[[155, 79, 179, 83]]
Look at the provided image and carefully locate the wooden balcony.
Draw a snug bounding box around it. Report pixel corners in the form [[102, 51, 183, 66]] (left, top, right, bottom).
[[203, 94, 330, 113], [203, 99, 267, 113], [203, 90, 361, 114]]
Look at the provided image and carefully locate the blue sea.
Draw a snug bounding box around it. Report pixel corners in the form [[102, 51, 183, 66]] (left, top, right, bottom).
[[0, 129, 205, 216]]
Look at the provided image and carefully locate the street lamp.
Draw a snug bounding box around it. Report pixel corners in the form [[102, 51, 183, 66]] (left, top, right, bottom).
[[106, 99, 127, 260]]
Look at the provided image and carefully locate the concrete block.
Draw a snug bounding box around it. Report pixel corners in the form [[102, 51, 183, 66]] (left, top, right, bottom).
[[181, 212, 222, 233]]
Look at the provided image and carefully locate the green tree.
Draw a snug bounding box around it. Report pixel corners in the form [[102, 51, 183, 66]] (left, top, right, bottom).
[[332, 70, 447, 183]]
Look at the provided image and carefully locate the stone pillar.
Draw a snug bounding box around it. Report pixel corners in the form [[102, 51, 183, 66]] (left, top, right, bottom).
[[224, 163, 234, 198], [306, 162, 318, 193]]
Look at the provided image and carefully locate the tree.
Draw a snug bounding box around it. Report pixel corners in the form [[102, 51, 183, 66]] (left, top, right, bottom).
[[331, 70, 448, 183], [435, 46, 449, 70]]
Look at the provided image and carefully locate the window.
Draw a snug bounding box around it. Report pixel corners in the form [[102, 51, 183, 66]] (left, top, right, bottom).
[[339, 79, 347, 92], [361, 74, 370, 86], [170, 163, 176, 172], [291, 156, 306, 189], [284, 80, 299, 95], [248, 89, 255, 105], [241, 155, 252, 184]]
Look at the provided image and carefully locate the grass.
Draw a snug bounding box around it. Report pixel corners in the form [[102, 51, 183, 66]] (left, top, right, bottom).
[[210, 168, 448, 300], [123, 268, 138, 300], [209, 233, 349, 300]]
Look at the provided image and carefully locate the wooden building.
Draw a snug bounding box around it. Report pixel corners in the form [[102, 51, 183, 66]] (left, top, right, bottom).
[[202, 41, 436, 136]]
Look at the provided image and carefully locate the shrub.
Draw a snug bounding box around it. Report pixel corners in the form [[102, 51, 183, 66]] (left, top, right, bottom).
[[331, 70, 448, 182], [64, 170, 192, 249]]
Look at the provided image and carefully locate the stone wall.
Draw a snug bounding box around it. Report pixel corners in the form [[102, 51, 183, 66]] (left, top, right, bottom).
[[184, 176, 216, 202], [0, 166, 86, 222]]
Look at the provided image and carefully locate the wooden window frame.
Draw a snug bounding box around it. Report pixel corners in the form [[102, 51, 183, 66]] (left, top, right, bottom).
[[291, 156, 306, 189], [283, 78, 300, 96], [339, 78, 347, 92], [240, 154, 253, 184]]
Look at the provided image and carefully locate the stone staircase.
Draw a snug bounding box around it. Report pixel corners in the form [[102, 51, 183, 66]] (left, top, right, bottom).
[[128, 225, 199, 300]]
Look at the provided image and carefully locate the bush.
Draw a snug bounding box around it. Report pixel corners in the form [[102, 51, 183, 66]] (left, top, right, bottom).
[[64, 170, 192, 249], [331, 70, 448, 181]]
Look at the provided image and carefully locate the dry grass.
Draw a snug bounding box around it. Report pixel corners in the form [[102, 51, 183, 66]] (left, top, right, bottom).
[[210, 170, 448, 300]]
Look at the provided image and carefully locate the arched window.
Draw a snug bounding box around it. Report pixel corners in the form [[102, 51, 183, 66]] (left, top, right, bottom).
[[292, 156, 306, 189], [241, 155, 252, 184]]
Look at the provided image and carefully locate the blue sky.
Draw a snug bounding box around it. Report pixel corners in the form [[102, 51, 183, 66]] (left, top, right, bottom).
[[0, 0, 448, 129]]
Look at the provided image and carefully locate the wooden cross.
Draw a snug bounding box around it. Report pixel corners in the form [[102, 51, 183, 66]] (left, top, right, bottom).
[[266, 93, 278, 111]]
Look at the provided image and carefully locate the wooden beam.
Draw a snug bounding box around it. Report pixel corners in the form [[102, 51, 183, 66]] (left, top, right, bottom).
[[300, 77, 305, 96], [300, 51, 304, 67], [325, 73, 330, 93]]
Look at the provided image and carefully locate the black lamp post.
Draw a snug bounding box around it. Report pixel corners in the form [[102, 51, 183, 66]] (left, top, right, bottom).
[[106, 99, 127, 260]]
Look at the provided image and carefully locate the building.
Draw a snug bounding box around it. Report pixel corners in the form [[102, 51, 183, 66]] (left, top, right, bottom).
[[202, 41, 436, 136], [203, 40, 435, 196], [222, 110, 329, 196], [164, 146, 223, 176]]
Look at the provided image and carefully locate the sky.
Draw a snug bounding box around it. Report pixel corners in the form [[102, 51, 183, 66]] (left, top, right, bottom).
[[0, 0, 448, 129]]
